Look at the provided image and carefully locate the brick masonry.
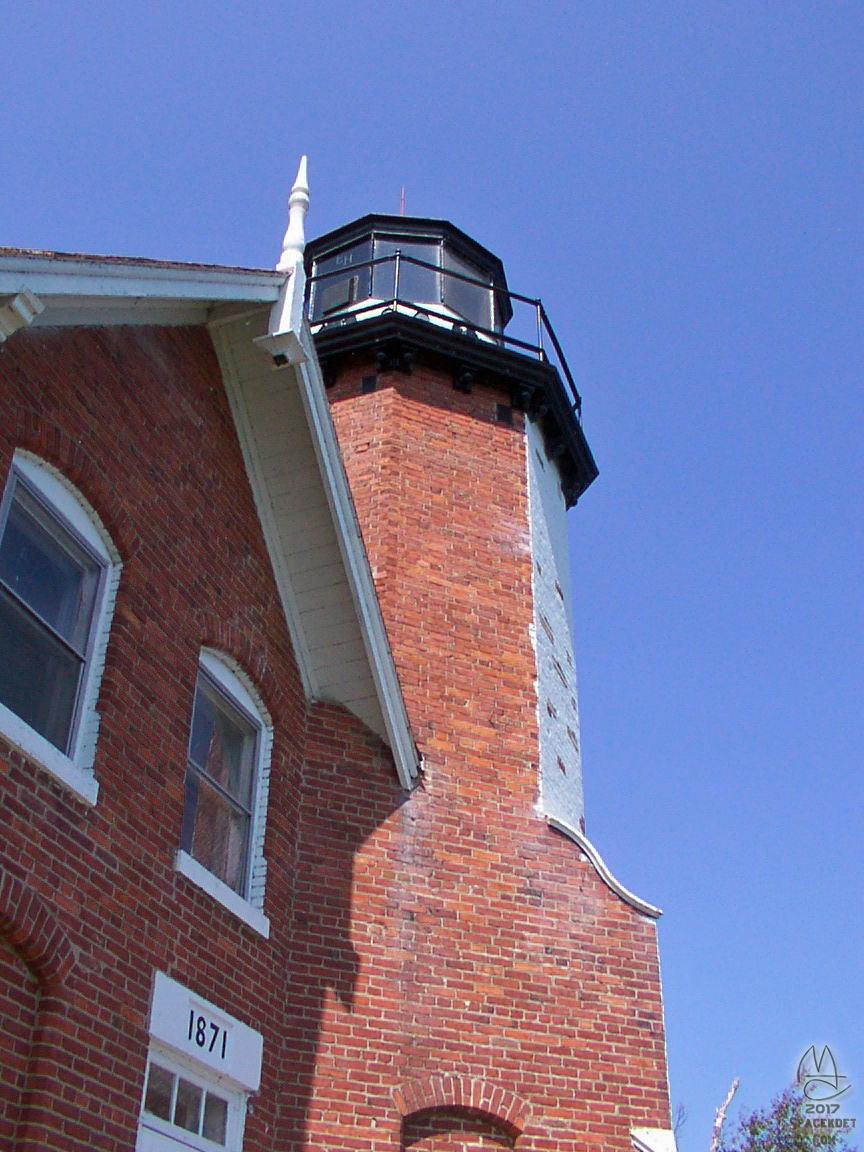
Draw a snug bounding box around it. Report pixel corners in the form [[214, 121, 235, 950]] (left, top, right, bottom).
[[0, 934, 38, 1146], [0, 323, 672, 1150], [0, 325, 311, 1150], [315, 356, 672, 1150]]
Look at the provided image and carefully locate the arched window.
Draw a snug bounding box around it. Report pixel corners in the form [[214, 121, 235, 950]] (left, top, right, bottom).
[[0, 452, 120, 805], [175, 651, 272, 938]]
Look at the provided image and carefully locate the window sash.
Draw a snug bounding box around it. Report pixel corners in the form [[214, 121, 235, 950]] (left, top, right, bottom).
[[141, 1058, 233, 1150], [0, 585, 84, 752], [188, 675, 256, 805], [182, 671, 259, 897], [0, 483, 101, 654], [181, 770, 252, 896], [0, 474, 107, 756]]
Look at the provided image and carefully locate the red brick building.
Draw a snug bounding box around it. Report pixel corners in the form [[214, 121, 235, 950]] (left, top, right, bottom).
[[0, 164, 676, 1152]]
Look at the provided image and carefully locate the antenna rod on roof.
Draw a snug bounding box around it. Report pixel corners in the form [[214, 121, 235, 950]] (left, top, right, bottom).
[[400, 186, 406, 216]]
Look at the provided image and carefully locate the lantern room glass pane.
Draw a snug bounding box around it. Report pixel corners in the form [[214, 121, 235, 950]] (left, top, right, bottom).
[[443, 248, 493, 329], [372, 239, 439, 305], [311, 239, 372, 319]]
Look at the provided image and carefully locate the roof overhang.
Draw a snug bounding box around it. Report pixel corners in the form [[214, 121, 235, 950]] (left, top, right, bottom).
[[0, 247, 283, 328]]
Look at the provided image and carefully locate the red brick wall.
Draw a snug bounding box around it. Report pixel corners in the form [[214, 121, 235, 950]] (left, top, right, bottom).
[[0, 322, 671, 1151], [325, 365, 538, 803], [308, 358, 673, 1151], [0, 325, 318, 1150], [0, 936, 38, 1147]]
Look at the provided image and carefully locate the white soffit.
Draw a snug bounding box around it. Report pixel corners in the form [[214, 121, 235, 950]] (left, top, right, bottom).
[[0, 248, 282, 327], [211, 307, 418, 787]]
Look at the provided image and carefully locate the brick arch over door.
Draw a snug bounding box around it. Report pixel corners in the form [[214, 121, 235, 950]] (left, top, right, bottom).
[[0, 867, 76, 989], [0, 867, 77, 1148], [395, 1077, 531, 1149]]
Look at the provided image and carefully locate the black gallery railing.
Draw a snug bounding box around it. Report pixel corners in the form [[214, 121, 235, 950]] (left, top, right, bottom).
[[306, 251, 583, 420]]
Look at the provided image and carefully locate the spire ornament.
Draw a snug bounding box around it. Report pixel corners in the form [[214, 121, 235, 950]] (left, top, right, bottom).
[[258, 156, 311, 366], [277, 156, 309, 272]]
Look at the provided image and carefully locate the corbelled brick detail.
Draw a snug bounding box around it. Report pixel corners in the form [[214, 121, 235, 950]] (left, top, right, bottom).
[[0, 866, 76, 988]]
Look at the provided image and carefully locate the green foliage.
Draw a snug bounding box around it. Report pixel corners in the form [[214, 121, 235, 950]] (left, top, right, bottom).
[[718, 1085, 858, 1152]]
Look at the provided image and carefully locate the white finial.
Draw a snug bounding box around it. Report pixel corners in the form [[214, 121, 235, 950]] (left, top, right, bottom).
[[277, 155, 309, 272]]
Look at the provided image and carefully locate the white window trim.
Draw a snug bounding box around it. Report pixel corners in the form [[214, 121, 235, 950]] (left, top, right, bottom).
[[0, 452, 121, 807], [175, 649, 272, 939], [137, 1045, 249, 1152], [175, 851, 270, 939], [137, 970, 263, 1151]]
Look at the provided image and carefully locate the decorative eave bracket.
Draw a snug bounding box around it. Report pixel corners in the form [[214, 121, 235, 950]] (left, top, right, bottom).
[[0, 287, 44, 343]]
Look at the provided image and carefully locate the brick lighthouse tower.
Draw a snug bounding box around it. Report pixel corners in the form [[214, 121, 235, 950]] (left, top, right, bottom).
[[270, 163, 677, 1152]]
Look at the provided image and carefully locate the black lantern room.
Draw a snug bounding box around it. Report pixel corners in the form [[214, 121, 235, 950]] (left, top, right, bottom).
[[304, 215, 597, 506]]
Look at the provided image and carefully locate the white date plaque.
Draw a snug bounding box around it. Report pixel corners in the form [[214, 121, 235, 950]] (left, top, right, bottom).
[[149, 971, 263, 1092]]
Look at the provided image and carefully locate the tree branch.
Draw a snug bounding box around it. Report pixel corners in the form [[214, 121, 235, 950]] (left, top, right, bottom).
[[710, 1078, 740, 1152]]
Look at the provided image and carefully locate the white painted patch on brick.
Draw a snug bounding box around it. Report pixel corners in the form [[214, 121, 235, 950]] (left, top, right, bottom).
[[526, 421, 584, 826]]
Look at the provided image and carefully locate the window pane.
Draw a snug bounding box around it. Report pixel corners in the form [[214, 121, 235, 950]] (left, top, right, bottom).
[[143, 1063, 174, 1122], [370, 239, 395, 300], [188, 686, 216, 774], [212, 704, 254, 805], [180, 768, 199, 854], [202, 1092, 228, 1145], [191, 776, 250, 894], [443, 249, 492, 329], [0, 489, 99, 653], [189, 679, 255, 809], [311, 240, 372, 319], [173, 1077, 203, 1134], [373, 239, 439, 305], [0, 587, 81, 751]]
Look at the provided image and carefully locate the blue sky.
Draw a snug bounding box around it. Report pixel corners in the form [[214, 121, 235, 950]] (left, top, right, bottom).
[[3, 4, 861, 1148]]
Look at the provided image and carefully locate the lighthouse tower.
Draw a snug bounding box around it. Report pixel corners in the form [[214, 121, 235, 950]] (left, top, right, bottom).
[[279, 171, 676, 1152], [305, 212, 598, 834]]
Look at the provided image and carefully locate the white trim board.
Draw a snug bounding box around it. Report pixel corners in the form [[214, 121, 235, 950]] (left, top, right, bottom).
[[211, 308, 418, 787]]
